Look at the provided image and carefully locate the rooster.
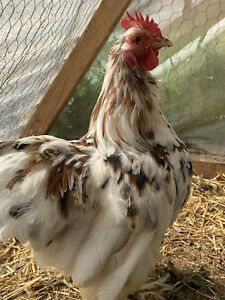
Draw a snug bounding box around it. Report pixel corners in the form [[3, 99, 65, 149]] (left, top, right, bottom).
[[0, 12, 192, 300]]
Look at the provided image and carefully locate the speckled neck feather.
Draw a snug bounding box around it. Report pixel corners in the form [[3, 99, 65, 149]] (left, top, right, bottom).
[[88, 40, 168, 153]]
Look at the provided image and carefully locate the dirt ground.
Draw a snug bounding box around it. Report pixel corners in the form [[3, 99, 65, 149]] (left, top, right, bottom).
[[0, 175, 225, 300]]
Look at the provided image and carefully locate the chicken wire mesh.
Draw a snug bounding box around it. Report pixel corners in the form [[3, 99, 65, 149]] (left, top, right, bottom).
[[0, 0, 102, 139], [1, 0, 225, 156]]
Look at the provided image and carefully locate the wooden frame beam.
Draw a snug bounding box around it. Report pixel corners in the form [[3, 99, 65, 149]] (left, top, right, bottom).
[[21, 0, 131, 137], [192, 154, 225, 178]]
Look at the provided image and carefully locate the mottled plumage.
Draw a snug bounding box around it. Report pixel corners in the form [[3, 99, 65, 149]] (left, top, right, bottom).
[[0, 12, 192, 300]]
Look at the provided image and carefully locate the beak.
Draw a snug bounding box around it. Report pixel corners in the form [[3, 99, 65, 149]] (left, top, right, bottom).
[[151, 37, 173, 49]]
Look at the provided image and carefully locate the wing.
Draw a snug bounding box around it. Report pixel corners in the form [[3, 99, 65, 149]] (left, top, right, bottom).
[[0, 135, 92, 244], [0, 135, 132, 286]]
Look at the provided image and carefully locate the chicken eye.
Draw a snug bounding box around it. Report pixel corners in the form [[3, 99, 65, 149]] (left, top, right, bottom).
[[133, 36, 142, 44]]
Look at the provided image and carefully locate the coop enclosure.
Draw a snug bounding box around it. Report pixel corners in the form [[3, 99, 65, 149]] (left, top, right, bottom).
[[0, 0, 225, 176]]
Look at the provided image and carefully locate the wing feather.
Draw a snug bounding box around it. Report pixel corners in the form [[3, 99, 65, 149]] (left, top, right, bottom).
[[0, 136, 93, 245], [0, 136, 131, 283]]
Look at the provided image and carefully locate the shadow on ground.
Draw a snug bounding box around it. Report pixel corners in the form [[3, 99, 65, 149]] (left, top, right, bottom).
[[155, 262, 225, 300]]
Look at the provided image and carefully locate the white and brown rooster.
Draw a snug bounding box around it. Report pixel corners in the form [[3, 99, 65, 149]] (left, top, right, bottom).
[[0, 12, 192, 300]]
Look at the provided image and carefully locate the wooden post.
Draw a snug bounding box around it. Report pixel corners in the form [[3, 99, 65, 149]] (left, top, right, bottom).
[[21, 0, 131, 137]]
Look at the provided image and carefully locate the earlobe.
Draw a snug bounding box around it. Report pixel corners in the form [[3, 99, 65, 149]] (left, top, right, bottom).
[[124, 51, 138, 68]]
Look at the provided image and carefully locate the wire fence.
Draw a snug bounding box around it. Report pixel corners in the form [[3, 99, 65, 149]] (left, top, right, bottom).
[[1, 0, 225, 156], [0, 0, 101, 139]]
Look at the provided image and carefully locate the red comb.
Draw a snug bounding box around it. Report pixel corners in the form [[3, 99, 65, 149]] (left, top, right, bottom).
[[120, 11, 162, 37]]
